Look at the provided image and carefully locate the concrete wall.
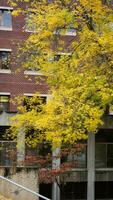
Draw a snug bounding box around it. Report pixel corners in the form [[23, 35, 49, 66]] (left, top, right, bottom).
[[0, 168, 39, 200]]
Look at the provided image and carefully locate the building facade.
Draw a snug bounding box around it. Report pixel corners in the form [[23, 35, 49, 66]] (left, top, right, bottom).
[[0, 1, 113, 200], [0, 1, 49, 200]]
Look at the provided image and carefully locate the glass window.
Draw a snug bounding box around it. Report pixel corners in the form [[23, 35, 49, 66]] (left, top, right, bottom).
[[0, 51, 11, 69], [107, 144, 113, 167], [47, 0, 53, 3], [61, 144, 87, 168], [0, 95, 10, 112], [48, 55, 61, 62], [70, 144, 87, 168], [61, 182, 87, 200], [23, 96, 46, 111], [25, 143, 51, 167], [49, 54, 71, 62], [0, 9, 12, 29], [95, 143, 113, 168], [0, 141, 16, 166], [95, 181, 113, 199], [96, 129, 113, 143], [95, 143, 107, 168], [54, 55, 61, 61], [95, 130, 113, 168], [54, 27, 76, 36], [65, 28, 77, 36], [25, 12, 36, 32]]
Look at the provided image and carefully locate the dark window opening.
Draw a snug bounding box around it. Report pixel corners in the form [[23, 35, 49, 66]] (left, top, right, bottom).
[[0, 95, 10, 112], [0, 51, 11, 69], [0, 126, 10, 140], [0, 126, 16, 166], [39, 183, 52, 200], [95, 181, 113, 199], [49, 55, 61, 62], [96, 129, 113, 143], [54, 55, 61, 61], [61, 182, 87, 200]]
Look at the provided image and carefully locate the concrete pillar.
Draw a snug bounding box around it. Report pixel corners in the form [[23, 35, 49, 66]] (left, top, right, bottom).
[[87, 132, 95, 200], [17, 128, 25, 165], [52, 147, 60, 200]]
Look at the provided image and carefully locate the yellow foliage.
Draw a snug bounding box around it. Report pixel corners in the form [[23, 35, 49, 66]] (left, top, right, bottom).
[[9, 0, 113, 147]]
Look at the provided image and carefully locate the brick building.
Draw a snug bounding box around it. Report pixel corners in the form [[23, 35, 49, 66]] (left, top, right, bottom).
[[0, 1, 113, 200], [0, 1, 49, 200], [0, 1, 49, 112]]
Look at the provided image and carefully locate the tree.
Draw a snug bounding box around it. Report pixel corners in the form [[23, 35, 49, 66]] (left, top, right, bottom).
[[6, 1, 113, 199], [8, 0, 113, 147]]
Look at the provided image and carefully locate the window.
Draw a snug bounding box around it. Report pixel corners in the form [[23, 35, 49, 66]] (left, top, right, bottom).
[[25, 143, 51, 167], [65, 28, 77, 36], [23, 95, 47, 111], [49, 54, 63, 62], [61, 144, 87, 168], [49, 53, 71, 62], [0, 8, 12, 30], [23, 50, 42, 75], [0, 141, 16, 166], [47, 0, 53, 3], [0, 95, 10, 112], [95, 143, 113, 168], [0, 51, 11, 69], [25, 12, 36, 32], [95, 129, 113, 168], [54, 28, 76, 36]]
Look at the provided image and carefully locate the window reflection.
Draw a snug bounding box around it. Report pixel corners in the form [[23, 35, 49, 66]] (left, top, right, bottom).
[[0, 9, 12, 29], [95, 143, 113, 168], [95, 130, 113, 168], [95, 144, 106, 168], [25, 12, 36, 32], [61, 144, 87, 168], [0, 51, 11, 69]]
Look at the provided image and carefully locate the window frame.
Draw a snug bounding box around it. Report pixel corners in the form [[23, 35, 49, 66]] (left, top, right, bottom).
[[0, 7, 13, 31], [54, 28, 77, 36], [0, 49, 11, 73], [0, 93, 10, 112], [25, 11, 36, 33]]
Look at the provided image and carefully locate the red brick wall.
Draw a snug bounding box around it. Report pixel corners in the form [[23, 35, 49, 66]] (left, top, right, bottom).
[[0, 0, 49, 112], [0, 0, 76, 112]]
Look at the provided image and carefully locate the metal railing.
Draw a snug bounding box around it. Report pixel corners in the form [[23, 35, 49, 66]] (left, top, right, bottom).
[[0, 175, 51, 200]]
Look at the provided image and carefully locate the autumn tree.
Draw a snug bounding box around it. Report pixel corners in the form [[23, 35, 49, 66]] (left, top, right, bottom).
[[6, 1, 113, 199], [8, 0, 113, 146]]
